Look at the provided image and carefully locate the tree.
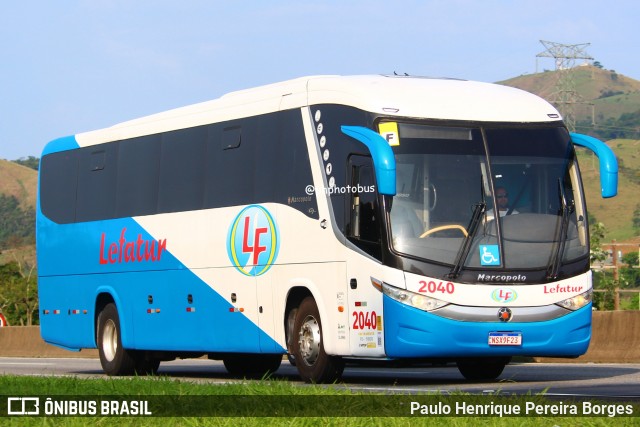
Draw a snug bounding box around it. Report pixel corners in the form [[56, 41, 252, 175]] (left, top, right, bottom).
[[0, 194, 35, 249], [589, 217, 608, 264], [0, 254, 38, 326], [620, 251, 640, 291], [589, 217, 616, 310], [0, 262, 21, 325], [622, 251, 639, 267], [11, 156, 39, 171]]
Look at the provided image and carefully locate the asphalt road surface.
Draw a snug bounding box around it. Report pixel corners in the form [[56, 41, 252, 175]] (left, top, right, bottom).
[[1, 357, 638, 401]]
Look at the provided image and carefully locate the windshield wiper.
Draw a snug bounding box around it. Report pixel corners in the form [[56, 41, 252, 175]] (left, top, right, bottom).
[[546, 178, 574, 280], [448, 201, 486, 279]]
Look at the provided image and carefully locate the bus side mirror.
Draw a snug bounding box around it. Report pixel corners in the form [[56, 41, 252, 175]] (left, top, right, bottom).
[[341, 126, 396, 196], [570, 132, 618, 198]]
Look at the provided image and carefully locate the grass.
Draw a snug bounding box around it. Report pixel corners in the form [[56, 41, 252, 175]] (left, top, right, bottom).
[[0, 375, 638, 426]]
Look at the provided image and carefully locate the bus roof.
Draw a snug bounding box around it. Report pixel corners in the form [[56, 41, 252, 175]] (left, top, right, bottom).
[[67, 75, 560, 149]]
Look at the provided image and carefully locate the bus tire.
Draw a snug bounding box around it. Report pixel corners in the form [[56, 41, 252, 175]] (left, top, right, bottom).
[[292, 296, 344, 383], [97, 303, 136, 376], [223, 354, 282, 378], [456, 357, 510, 381], [286, 307, 298, 366]]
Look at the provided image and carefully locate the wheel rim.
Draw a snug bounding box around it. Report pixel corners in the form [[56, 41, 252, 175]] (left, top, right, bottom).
[[298, 314, 320, 366], [102, 319, 118, 362]]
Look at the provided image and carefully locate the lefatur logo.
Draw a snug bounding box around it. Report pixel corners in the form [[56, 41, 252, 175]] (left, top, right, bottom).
[[227, 205, 279, 276]]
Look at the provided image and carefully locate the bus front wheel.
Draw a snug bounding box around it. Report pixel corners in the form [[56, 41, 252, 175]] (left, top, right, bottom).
[[97, 303, 136, 376], [292, 297, 344, 383]]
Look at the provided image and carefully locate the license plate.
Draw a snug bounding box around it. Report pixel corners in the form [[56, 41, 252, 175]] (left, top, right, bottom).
[[488, 332, 522, 346]]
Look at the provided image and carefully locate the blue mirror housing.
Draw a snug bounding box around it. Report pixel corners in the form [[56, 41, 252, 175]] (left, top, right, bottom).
[[570, 133, 618, 198], [341, 126, 396, 196]]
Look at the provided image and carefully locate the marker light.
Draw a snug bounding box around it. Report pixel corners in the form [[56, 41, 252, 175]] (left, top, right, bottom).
[[381, 282, 449, 312], [556, 289, 592, 311]]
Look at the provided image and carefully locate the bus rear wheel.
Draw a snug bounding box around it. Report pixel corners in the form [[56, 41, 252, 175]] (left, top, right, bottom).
[[97, 304, 160, 376], [456, 357, 510, 381], [97, 303, 136, 376], [292, 297, 344, 383]]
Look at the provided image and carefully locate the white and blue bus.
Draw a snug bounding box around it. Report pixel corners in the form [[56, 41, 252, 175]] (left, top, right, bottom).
[[37, 75, 617, 382]]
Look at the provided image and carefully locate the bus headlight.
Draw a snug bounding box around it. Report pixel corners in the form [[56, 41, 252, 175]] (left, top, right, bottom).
[[556, 289, 592, 310], [381, 282, 449, 312]]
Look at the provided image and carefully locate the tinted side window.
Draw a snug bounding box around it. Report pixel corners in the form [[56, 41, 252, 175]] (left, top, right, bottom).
[[40, 109, 319, 223], [158, 127, 207, 213], [76, 144, 117, 222], [40, 150, 79, 223], [205, 122, 254, 208], [346, 155, 381, 260], [253, 116, 277, 203], [116, 135, 161, 218], [309, 105, 375, 232], [276, 109, 318, 219]]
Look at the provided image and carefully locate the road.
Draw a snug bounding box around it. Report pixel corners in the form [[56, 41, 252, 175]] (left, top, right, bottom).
[[1, 357, 639, 400]]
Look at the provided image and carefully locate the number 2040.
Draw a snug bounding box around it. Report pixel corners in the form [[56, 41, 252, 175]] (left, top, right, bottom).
[[352, 311, 377, 330], [419, 280, 455, 294]]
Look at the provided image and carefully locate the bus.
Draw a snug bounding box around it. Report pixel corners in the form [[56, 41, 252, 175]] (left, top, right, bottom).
[[37, 75, 617, 382]]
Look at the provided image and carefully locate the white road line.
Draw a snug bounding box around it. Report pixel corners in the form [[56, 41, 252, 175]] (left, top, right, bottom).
[[0, 362, 54, 366]]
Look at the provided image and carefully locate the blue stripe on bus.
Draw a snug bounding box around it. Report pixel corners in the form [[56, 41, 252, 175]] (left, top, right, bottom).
[[41, 135, 80, 156], [37, 216, 284, 354], [383, 295, 590, 358]]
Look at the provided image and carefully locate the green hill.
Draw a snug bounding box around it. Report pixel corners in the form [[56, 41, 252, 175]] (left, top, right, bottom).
[[0, 159, 37, 209], [499, 65, 640, 140], [578, 140, 640, 241]]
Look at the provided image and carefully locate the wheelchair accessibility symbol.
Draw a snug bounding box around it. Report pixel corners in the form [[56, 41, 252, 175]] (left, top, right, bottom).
[[480, 245, 500, 266]]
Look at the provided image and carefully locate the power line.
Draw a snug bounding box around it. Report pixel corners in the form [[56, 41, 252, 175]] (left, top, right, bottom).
[[536, 40, 594, 132]]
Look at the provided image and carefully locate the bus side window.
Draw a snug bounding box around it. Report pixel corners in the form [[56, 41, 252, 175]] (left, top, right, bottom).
[[77, 145, 118, 221], [40, 150, 80, 224], [347, 155, 381, 259]]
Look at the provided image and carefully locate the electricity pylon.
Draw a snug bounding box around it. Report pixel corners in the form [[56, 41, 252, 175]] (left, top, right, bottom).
[[536, 40, 594, 131]]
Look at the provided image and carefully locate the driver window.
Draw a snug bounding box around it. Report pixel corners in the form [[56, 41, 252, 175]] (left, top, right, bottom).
[[346, 155, 381, 259]]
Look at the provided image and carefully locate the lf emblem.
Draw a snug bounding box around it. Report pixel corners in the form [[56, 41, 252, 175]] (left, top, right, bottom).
[[227, 205, 279, 276]]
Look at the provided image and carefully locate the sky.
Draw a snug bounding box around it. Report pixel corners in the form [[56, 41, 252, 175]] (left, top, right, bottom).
[[1, 0, 638, 160]]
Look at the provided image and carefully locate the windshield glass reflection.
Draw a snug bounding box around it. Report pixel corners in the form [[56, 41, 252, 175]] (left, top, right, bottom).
[[388, 123, 588, 271]]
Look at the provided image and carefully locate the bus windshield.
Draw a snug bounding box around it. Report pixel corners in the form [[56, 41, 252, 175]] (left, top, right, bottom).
[[388, 123, 588, 272]]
